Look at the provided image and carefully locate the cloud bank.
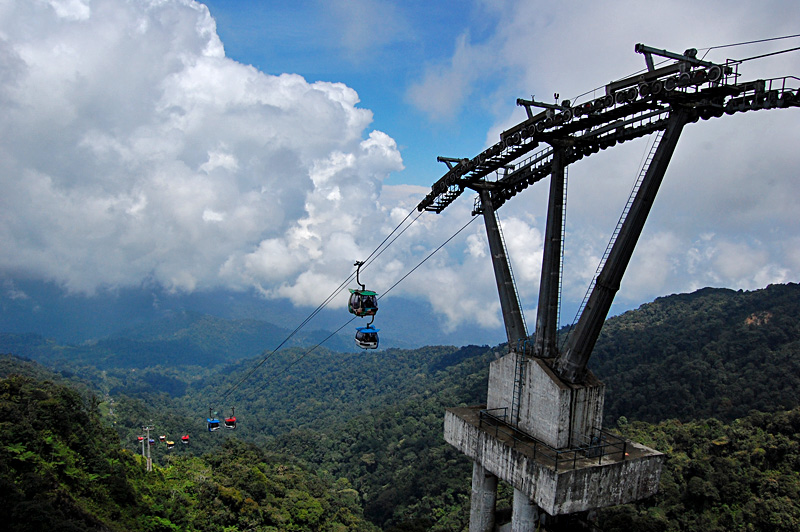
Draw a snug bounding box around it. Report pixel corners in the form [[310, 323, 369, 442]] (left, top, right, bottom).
[[1, 0, 799, 337], [2, 3, 388, 288]]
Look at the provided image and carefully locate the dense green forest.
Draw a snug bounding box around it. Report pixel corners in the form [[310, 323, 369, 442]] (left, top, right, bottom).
[[592, 283, 800, 424], [0, 375, 377, 531], [1, 283, 799, 530]]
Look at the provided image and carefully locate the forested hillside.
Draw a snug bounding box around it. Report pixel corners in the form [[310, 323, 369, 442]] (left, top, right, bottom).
[[1, 282, 799, 530], [0, 375, 377, 531], [601, 409, 800, 532], [591, 283, 800, 424]]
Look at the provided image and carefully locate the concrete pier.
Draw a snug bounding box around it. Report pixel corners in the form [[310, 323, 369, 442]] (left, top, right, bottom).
[[469, 462, 498, 532], [511, 489, 539, 531], [445, 405, 663, 516]]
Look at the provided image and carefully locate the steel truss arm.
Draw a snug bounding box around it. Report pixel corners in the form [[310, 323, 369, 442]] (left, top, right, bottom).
[[553, 108, 691, 384]]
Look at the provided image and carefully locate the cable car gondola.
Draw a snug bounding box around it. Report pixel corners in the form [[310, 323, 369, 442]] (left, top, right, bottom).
[[166, 440, 175, 450], [181, 435, 190, 445], [207, 408, 220, 432], [224, 407, 237, 430], [348, 261, 379, 317], [159, 435, 166, 442], [355, 324, 380, 350]]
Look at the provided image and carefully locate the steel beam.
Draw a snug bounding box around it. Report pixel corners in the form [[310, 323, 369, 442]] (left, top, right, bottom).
[[480, 188, 527, 346], [533, 148, 566, 358], [554, 108, 690, 383]]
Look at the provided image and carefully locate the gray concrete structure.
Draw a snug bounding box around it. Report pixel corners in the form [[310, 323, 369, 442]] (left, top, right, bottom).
[[487, 354, 604, 449], [445, 405, 664, 516], [469, 462, 498, 532], [511, 489, 540, 531]]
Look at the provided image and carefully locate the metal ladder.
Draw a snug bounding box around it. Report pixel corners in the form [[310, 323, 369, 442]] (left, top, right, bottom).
[[496, 213, 528, 335], [556, 165, 568, 334], [564, 130, 664, 346], [510, 339, 530, 426]]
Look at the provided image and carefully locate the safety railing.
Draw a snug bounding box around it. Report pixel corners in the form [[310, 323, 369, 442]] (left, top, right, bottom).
[[478, 408, 628, 472]]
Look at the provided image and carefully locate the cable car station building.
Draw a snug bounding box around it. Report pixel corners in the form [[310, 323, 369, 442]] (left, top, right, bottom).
[[417, 44, 800, 530]]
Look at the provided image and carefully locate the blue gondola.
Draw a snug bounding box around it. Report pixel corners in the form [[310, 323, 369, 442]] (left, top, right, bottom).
[[207, 408, 220, 432], [355, 325, 380, 349]]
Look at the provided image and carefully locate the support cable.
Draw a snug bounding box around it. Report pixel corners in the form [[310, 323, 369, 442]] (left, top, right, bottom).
[[249, 215, 480, 396], [700, 33, 800, 56], [736, 45, 800, 63], [216, 205, 423, 403]]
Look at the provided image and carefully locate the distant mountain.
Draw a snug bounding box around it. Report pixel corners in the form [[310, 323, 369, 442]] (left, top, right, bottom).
[[590, 283, 800, 424], [0, 313, 352, 370], [0, 278, 506, 348]]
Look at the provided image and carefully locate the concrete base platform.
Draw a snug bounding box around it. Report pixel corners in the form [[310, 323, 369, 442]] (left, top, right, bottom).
[[444, 406, 664, 516]]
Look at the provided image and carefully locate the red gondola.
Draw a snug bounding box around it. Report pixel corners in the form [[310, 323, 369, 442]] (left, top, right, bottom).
[[181, 435, 190, 445], [224, 407, 237, 430]]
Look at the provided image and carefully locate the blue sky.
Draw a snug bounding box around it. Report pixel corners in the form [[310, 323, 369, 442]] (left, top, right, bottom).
[[202, 0, 500, 187], [1, 0, 799, 340]]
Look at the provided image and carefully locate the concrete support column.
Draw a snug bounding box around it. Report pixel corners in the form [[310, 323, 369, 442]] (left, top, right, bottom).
[[511, 488, 539, 532], [469, 462, 497, 532]]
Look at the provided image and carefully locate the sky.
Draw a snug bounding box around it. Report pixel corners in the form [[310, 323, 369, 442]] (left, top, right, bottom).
[[1, 0, 799, 340]]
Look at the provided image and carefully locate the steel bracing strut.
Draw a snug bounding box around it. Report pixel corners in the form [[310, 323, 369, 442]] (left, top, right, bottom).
[[533, 147, 566, 359], [479, 187, 527, 347], [553, 108, 690, 383]]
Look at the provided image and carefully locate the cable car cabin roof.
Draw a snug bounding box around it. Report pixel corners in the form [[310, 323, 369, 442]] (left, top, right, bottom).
[[349, 288, 378, 296], [356, 326, 380, 333]]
